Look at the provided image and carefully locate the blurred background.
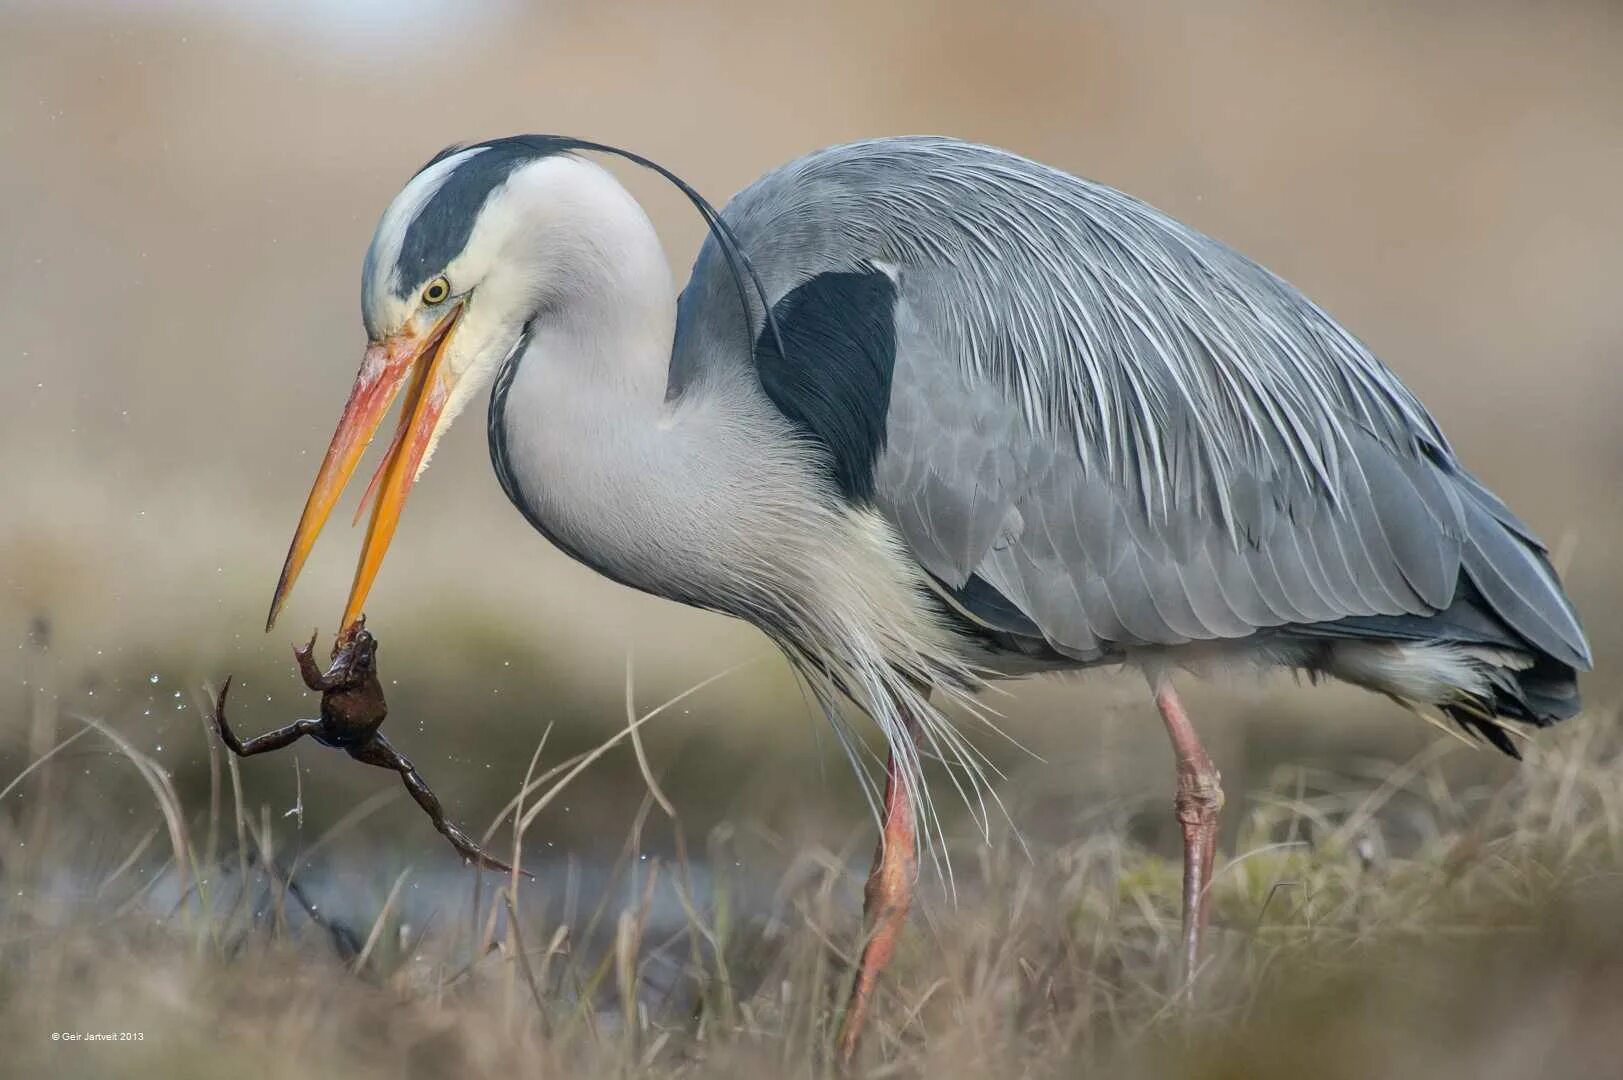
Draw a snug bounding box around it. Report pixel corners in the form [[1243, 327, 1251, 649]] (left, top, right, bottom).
[[2, 0, 1621, 914]]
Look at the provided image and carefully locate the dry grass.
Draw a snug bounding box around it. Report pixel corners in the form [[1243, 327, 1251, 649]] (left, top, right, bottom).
[[3, 665, 1622, 1080]]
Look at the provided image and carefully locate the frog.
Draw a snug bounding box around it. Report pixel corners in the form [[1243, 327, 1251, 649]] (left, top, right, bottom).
[[212, 617, 527, 877]]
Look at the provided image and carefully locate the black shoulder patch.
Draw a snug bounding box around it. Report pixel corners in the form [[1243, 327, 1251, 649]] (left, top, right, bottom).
[[394, 137, 583, 297], [755, 269, 898, 503]]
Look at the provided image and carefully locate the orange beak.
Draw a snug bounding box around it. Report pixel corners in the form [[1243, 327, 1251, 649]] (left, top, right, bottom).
[[265, 302, 464, 633]]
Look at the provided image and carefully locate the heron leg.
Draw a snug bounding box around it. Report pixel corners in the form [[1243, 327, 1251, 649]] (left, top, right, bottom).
[[211, 676, 320, 756], [836, 720, 918, 1067], [346, 733, 528, 877], [1154, 679, 1224, 984]]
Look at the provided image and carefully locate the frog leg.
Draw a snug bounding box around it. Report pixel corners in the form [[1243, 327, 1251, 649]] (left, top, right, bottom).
[[211, 676, 321, 756], [292, 630, 337, 691], [346, 733, 530, 878]]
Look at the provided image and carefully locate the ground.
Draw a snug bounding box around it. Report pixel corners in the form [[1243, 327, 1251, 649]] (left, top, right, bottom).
[[4, 672, 1621, 1079]]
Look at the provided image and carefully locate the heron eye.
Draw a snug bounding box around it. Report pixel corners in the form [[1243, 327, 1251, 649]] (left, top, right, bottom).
[[421, 277, 450, 305]]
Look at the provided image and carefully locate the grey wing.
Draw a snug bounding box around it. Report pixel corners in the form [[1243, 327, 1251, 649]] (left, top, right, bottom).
[[679, 137, 1592, 671], [881, 283, 1490, 663]]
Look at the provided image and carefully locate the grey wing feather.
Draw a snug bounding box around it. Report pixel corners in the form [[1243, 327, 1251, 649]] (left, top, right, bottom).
[[672, 136, 1591, 672]]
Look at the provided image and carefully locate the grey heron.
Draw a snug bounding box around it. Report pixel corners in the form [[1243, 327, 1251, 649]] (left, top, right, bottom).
[[264, 135, 1591, 1061]]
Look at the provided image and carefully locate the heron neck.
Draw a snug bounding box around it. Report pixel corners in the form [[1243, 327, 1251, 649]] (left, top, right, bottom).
[[487, 234, 968, 727], [531, 188, 681, 409], [489, 248, 792, 607]]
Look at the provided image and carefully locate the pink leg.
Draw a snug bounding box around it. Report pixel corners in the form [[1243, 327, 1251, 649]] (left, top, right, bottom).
[[1154, 680, 1224, 982], [836, 738, 918, 1067]]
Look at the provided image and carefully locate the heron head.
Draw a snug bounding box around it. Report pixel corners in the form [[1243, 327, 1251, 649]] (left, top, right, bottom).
[[267, 138, 602, 632]]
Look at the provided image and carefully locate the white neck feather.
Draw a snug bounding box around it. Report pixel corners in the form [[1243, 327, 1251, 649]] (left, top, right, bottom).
[[482, 155, 792, 603]]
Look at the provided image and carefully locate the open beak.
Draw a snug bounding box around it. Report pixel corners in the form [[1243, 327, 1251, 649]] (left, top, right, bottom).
[[265, 302, 464, 633]]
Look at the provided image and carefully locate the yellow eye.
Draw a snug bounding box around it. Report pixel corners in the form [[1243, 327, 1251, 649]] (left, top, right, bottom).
[[421, 277, 450, 305]]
